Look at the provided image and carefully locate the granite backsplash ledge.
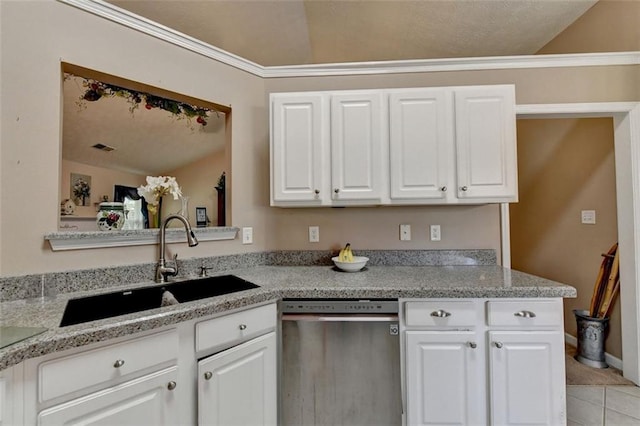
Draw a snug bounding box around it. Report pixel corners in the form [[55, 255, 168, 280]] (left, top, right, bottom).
[[0, 249, 495, 302]]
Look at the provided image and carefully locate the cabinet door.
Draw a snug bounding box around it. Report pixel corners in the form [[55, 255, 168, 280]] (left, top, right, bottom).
[[454, 85, 517, 202], [406, 331, 486, 425], [389, 89, 452, 201], [37, 367, 178, 425], [488, 331, 566, 426], [331, 92, 385, 202], [271, 94, 327, 204], [198, 332, 276, 426]]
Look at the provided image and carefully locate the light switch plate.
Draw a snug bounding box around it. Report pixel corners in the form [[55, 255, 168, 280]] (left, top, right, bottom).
[[581, 210, 596, 225], [242, 227, 253, 244], [400, 224, 411, 241]]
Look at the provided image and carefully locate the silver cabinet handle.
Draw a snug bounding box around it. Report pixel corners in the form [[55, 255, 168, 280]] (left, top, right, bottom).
[[467, 342, 477, 349], [167, 381, 177, 391], [514, 310, 536, 318], [239, 324, 247, 330], [440, 186, 447, 192], [113, 359, 125, 368], [314, 189, 320, 195], [430, 309, 451, 318], [494, 342, 503, 349], [204, 371, 213, 380], [334, 188, 340, 194], [460, 186, 468, 192]]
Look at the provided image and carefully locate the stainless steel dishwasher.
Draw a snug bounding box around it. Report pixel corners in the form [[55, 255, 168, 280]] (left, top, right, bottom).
[[280, 299, 402, 426]]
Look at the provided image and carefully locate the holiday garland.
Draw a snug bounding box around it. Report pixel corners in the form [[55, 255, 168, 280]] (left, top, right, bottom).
[[66, 73, 213, 126]]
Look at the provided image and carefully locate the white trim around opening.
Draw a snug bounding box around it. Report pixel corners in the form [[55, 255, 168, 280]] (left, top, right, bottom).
[[503, 102, 640, 385]]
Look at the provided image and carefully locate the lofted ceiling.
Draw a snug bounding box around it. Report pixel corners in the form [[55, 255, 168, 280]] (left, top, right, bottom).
[[105, 0, 599, 66]]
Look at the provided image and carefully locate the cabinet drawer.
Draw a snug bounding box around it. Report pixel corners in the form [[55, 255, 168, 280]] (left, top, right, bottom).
[[39, 329, 178, 403], [195, 303, 277, 353], [405, 301, 478, 327], [486, 300, 562, 327]]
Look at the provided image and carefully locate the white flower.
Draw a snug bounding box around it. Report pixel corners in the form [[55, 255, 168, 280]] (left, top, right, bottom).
[[137, 176, 182, 205]]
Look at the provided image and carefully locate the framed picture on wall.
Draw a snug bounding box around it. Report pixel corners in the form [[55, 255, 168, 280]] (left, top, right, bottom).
[[70, 173, 91, 206], [196, 207, 207, 227]]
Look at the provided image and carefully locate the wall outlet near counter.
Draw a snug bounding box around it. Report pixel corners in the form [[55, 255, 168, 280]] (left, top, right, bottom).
[[430, 225, 441, 241], [308, 226, 320, 243], [400, 224, 411, 241]]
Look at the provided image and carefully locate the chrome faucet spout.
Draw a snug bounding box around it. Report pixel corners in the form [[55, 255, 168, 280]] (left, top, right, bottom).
[[155, 214, 199, 283]]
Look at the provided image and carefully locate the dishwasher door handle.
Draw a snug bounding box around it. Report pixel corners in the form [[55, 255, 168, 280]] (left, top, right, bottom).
[[281, 314, 399, 322]]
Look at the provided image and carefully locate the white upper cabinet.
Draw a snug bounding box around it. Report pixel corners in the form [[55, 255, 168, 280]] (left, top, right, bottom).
[[454, 85, 518, 202], [270, 94, 326, 204], [389, 88, 452, 202], [330, 92, 385, 204], [270, 84, 518, 207], [271, 91, 385, 206]]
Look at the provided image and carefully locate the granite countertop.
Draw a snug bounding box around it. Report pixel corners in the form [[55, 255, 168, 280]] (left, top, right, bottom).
[[0, 264, 576, 370]]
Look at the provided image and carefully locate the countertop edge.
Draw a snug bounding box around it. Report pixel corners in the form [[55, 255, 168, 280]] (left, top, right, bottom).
[[0, 265, 576, 370]]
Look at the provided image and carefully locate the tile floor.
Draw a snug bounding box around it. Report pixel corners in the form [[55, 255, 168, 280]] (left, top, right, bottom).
[[567, 385, 640, 425]]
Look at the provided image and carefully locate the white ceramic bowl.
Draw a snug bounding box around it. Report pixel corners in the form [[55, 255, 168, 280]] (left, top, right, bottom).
[[331, 256, 369, 272]]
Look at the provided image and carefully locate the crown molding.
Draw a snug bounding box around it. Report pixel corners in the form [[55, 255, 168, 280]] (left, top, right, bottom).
[[59, 0, 640, 78], [58, 0, 264, 76], [263, 51, 640, 78]]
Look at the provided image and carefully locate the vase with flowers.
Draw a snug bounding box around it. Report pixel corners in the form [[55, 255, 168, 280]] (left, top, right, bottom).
[[137, 176, 182, 228]]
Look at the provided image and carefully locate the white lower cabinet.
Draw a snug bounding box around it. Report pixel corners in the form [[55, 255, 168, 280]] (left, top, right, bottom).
[[402, 298, 566, 426], [37, 367, 178, 425], [198, 332, 277, 426], [405, 331, 485, 425], [14, 302, 277, 426], [488, 330, 566, 425]]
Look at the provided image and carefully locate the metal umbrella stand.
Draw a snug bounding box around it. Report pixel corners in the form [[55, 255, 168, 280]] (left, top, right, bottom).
[[574, 243, 619, 369], [574, 309, 609, 368]]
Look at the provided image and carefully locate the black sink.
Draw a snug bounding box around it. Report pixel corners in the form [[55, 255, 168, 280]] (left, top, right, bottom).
[[59, 275, 260, 327]]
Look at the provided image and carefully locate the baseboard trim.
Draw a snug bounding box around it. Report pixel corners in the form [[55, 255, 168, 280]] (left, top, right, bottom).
[[565, 333, 623, 370]]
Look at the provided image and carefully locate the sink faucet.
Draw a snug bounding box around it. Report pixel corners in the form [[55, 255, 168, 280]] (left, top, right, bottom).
[[155, 214, 199, 283]]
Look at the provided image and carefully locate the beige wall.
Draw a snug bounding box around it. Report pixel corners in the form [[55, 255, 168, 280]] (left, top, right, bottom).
[[0, 0, 639, 277], [167, 150, 227, 227], [529, 0, 640, 360], [0, 0, 265, 275], [538, 0, 640, 54], [511, 118, 621, 358]]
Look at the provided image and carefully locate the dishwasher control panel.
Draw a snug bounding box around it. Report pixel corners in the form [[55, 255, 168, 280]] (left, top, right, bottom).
[[281, 299, 398, 314]]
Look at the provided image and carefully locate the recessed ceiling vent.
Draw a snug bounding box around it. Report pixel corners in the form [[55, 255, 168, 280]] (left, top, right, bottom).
[[91, 143, 116, 152]]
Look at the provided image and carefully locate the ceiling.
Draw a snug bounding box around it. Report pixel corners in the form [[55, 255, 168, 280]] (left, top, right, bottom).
[[105, 0, 599, 67], [63, 74, 226, 176]]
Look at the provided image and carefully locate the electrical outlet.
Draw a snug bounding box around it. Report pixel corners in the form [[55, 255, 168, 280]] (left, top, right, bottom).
[[581, 210, 596, 224], [309, 226, 320, 243], [400, 224, 411, 241], [430, 225, 441, 241], [242, 227, 253, 244]]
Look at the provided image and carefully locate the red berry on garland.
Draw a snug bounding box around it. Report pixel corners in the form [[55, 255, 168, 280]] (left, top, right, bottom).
[[145, 104, 152, 110], [91, 83, 98, 90], [196, 116, 204, 124]]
